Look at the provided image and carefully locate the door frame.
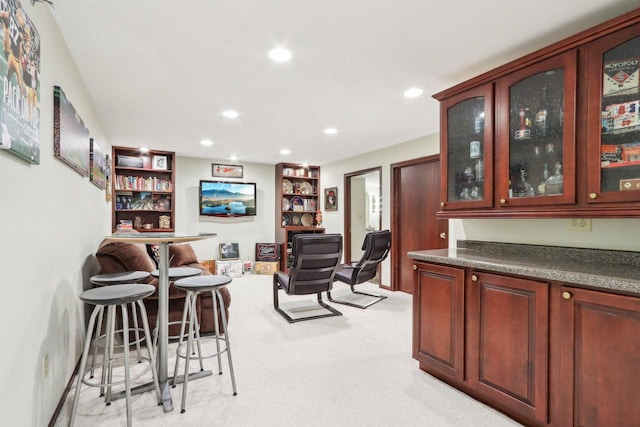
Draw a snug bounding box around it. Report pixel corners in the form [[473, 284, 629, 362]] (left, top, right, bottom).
[[343, 166, 382, 264], [390, 154, 440, 292]]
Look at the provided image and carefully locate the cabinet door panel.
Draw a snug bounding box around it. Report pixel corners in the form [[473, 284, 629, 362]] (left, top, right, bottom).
[[440, 83, 494, 210], [412, 263, 464, 382], [496, 50, 577, 208], [467, 272, 548, 424], [560, 287, 640, 427], [587, 22, 640, 204]]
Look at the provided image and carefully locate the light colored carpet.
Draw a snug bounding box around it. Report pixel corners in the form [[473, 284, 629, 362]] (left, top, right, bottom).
[[54, 274, 522, 426]]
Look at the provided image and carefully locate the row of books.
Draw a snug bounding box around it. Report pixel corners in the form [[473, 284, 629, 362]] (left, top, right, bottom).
[[114, 175, 172, 191]]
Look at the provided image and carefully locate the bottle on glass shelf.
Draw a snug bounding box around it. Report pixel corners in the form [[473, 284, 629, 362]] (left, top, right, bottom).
[[535, 87, 551, 138], [544, 162, 564, 195], [512, 165, 535, 198], [514, 108, 531, 140]]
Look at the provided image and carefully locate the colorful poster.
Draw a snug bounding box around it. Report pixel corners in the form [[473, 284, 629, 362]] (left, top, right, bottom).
[[0, 0, 41, 164], [603, 58, 639, 97]]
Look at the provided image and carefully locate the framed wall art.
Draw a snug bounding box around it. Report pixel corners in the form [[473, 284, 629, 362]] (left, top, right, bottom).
[[89, 138, 107, 189], [212, 164, 243, 178], [0, 1, 41, 164], [219, 242, 240, 260], [324, 187, 338, 211], [53, 86, 90, 176]]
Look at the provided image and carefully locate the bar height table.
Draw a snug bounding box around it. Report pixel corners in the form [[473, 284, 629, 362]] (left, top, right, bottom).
[[103, 232, 216, 412]]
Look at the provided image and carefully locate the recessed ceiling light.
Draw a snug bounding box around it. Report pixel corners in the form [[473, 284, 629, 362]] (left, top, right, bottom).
[[200, 139, 214, 147], [140, 147, 149, 153], [269, 47, 292, 62], [222, 110, 239, 119], [280, 149, 291, 155], [324, 128, 337, 135], [404, 87, 424, 98], [230, 155, 238, 162]]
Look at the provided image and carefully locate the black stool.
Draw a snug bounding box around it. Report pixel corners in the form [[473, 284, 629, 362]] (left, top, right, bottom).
[[69, 284, 161, 427], [172, 275, 237, 413]]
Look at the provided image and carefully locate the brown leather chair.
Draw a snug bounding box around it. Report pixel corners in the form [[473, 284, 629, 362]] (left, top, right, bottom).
[[95, 238, 230, 335]]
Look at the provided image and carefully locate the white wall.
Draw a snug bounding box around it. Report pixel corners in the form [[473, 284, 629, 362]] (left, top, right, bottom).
[[175, 156, 275, 262], [0, 5, 112, 426]]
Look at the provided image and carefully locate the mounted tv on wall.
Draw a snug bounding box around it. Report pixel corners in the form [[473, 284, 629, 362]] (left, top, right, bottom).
[[199, 180, 257, 217]]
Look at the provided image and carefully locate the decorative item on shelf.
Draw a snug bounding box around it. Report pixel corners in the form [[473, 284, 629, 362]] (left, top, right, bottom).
[[212, 163, 243, 178], [469, 140, 481, 159], [159, 215, 171, 229], [300, 182, 313, 194], [315, 210, 323, 227], [301, 213, 313, 226], [290, 196, 304, 211], [219, 242, 240, 260], [293, 182, 301, 194], [291, 214, 301, 226], [134, 216, 143, 229], [324, 187, 338, 211], [282, 179, 293, 194], [544, 162, 564, 195], [143, 223, 153, 229], [282, 213, 291, 226], [152, 155, 168, 170]]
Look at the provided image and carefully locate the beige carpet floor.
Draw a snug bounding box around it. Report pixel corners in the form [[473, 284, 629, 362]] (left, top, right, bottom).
[[54, 273, 522, 426]]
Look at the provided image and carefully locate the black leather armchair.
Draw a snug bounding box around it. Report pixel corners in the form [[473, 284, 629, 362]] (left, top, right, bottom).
[[273, 233, 344, 323], [327, 229, 391, 309]]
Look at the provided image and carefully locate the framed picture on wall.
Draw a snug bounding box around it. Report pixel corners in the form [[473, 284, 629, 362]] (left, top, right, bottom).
[[324, 187, 338, 211], [89, 138, 107, 189], [53, 86, 90, 176], [212, 164, 243, 178]]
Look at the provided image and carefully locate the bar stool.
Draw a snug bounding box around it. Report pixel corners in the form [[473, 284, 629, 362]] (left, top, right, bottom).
[[150, 267, 203, 346], [69, 284, 161, 427], [172, 275, 237, 413], [89, 271, 151, 387]]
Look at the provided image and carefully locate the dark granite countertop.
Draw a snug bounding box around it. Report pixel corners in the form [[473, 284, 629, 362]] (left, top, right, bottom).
[[407, 240, 640, 296]]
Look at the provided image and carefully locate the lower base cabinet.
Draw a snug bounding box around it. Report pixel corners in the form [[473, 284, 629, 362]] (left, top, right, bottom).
[[559, 286, 640, 427], [413, 261, 640, 427]]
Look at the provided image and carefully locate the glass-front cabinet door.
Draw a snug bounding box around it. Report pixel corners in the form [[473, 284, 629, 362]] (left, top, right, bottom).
[[587, 23, 640, 204], [440, 83, 493, 210], [496, 51, 577, 207]]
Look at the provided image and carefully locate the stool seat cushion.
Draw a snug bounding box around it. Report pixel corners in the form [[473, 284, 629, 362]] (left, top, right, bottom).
[[80, 284, 155, 306], [90, 271, 151, 285], [175, 275, 232, 292], [151, 267, 203, 279]]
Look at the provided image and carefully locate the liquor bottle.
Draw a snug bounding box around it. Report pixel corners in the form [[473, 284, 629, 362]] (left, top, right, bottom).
[[544, 162, 564, 195], [535, 87, 551, 138], [514, 108, 532, 140], [512, 165, 535, 198], [537, 163, 550, 195]]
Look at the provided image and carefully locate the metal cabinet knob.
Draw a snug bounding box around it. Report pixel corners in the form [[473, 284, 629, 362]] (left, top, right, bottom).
[[412, 264, 417, 271], [440, 232, 446, 240], [562, 291, 572, 300], [440, 202, 445, 207], [589, 193, 598, 200], [500, 198, 506, 204], [471, 275, 478, 282]]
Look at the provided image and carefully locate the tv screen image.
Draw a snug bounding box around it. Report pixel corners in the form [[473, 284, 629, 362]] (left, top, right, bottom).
[[199, 180, 257, 217]]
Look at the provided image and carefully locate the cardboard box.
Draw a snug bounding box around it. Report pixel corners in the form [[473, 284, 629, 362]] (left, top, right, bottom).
[[254, 261, 279, 275], [215, 260, 243, 278]]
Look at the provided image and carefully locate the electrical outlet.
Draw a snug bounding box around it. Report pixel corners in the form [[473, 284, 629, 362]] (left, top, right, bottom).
[[43, 354, 49, 378], [568, 218, 591, 231]]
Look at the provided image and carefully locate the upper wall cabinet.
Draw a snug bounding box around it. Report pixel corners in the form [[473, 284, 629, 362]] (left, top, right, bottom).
[[587, 22, 640, 204], [434, 7, 640, 218], [440, 83, 494, 210]]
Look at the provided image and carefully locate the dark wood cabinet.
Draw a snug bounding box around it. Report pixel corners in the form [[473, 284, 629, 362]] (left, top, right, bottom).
[[413, 261, 640, 426], [111, 146, 175, 232], [434, 7, 640, 218], [559, 286, 640, 427], [467, 271, 549, 424], [274, 162, 324, 272], [412, 263, 464, 382]]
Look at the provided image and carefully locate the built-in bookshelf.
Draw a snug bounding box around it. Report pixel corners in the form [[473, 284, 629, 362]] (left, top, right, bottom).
[[111, 146, 175, 232]]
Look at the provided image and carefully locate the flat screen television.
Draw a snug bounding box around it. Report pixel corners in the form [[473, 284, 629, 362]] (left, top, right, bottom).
[[199, 180, 257, 217]]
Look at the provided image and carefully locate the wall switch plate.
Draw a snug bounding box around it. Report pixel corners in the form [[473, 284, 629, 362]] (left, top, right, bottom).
[[568, 218, 592, 231]]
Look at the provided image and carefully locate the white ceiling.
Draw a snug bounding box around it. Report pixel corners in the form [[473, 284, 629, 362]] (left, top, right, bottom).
[[50, 0, 639, 166]]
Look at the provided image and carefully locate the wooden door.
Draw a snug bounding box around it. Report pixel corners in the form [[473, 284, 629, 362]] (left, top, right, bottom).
[[467, 271, 549, 425], [560, 286, 640, 427], [391, 155, 447, 294]]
